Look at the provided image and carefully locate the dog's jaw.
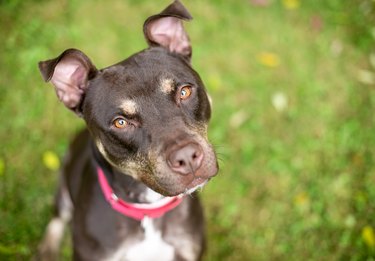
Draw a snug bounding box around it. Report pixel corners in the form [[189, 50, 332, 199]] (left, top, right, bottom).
[[142, 179, 208, 205], [183, 178, 208, 195]]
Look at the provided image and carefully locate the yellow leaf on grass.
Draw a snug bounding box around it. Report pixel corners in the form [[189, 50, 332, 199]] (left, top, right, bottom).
[[42, 151, 60, 171], [257, 52, 280, 68], [0, 158, 4, 176], [282, 0, 300, 10], [362, 226, 375, 249], [294, 192, 309, 207]]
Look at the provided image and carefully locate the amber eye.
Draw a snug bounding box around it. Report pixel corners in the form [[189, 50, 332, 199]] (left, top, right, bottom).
[[113, 118, 128, 129], [180, 85, 192, 100]]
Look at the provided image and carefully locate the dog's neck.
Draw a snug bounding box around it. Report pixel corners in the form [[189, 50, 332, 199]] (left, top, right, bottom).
[[91, 142, 164, 204]]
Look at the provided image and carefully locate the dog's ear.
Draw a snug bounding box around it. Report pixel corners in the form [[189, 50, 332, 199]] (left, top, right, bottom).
[[38, 49, 97, 115], [144, 0, 193, 60]]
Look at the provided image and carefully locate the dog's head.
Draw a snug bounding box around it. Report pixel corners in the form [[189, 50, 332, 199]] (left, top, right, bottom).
[[38, 0, 218, 196]]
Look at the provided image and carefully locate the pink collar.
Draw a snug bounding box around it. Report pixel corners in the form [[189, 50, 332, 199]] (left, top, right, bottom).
[[97, 167, 183, 221]]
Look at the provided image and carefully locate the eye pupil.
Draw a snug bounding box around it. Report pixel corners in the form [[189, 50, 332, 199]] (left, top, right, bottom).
[[180, 86, 192, 100], [114, 118, 127, 128]]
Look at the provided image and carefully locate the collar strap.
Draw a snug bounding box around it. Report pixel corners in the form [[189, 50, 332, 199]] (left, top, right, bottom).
[[97, 167, 183, 221]]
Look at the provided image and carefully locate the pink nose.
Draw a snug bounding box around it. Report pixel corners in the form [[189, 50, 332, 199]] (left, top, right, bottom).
[[167, 143, 203, 175]]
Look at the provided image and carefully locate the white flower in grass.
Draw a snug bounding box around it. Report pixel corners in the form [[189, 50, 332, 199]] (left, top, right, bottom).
[[357, 69, 375, 85], [230, 110, 248, 129], [330, 39, 343, 57]]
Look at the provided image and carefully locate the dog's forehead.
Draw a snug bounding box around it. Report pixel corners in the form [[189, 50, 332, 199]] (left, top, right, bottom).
[[105, 49, 193, 84], [96, 49, 197, 105], [102, 69, 177, 95], [115, 76, 174, 117], [99, 67, 177, 105]]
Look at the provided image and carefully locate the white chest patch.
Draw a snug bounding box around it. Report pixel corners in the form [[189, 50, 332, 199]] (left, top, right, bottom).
[[105, 217, 175, 261], [144, 188, 164, 203]]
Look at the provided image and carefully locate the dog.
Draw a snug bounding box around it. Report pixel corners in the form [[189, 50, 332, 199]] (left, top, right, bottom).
[[36, 1, 218, 260]]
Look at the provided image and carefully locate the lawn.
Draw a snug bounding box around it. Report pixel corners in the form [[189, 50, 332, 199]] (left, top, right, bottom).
[[1, 0, 375, 260]]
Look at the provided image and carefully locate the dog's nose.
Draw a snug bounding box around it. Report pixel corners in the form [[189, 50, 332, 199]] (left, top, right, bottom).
[[168, 143, 203, 175]]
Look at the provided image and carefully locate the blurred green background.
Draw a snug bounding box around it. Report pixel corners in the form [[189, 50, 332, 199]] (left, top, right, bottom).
[[1, 0, 375, 260]]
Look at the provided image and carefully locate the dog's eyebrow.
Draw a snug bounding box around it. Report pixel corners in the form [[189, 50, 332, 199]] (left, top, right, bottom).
[[159, 78, 174, 94], [120, 99, 138, 115]]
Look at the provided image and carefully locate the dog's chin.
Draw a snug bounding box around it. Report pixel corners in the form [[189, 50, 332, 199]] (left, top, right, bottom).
[[157, 177, 209, 197], [182, 177, 208, 195]]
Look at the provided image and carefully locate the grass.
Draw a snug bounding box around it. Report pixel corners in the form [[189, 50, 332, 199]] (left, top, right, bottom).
[[1, 0, 375, 260]]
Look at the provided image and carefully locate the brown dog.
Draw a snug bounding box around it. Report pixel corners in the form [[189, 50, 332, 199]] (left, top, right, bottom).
[[36, 1, 218, 260]]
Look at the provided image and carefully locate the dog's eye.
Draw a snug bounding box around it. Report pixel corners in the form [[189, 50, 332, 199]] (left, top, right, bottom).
[[180, 86, 192, 100], [113, 118, 128, 129]]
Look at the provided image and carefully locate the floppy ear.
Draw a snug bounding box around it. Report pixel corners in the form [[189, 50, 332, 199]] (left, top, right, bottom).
[[143, 0, 193, 60], [38, 49, 97, 115]]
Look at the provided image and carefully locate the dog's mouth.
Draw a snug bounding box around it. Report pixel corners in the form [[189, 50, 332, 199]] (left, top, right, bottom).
[[181, 177, 209, 195]]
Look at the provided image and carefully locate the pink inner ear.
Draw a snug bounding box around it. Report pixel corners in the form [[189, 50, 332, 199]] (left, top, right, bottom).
[[149, 17, 191, 57], [50, 57, 88, 109]]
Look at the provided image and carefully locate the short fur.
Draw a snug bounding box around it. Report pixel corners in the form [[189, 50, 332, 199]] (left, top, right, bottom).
[[36, 1, 218, 260]]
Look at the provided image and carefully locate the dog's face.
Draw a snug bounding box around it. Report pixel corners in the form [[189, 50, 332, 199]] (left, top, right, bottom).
[[38, 0, 218, 196], [84, 49, 218, 196]]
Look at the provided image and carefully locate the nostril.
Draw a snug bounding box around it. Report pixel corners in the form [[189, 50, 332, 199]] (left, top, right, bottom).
[[167, 143, 204, 175], [178, 160, 185, 167], [192, 150, 202, 160]]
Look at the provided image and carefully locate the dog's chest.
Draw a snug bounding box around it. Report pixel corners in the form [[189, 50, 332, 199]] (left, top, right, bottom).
[[105, 217, 175, 261]]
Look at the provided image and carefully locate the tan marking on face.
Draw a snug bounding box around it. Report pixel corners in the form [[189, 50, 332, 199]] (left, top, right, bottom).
[[207, 93, 213, 108], [96, 140, 109, 159], [121, 99, 137, 115], [96, 140, 141, 180], [118, 161, 141, 180], [160, 78, 174, 94]]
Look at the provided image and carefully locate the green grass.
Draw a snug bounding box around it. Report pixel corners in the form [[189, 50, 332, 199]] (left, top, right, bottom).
[[1, 0, 375, 260]]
